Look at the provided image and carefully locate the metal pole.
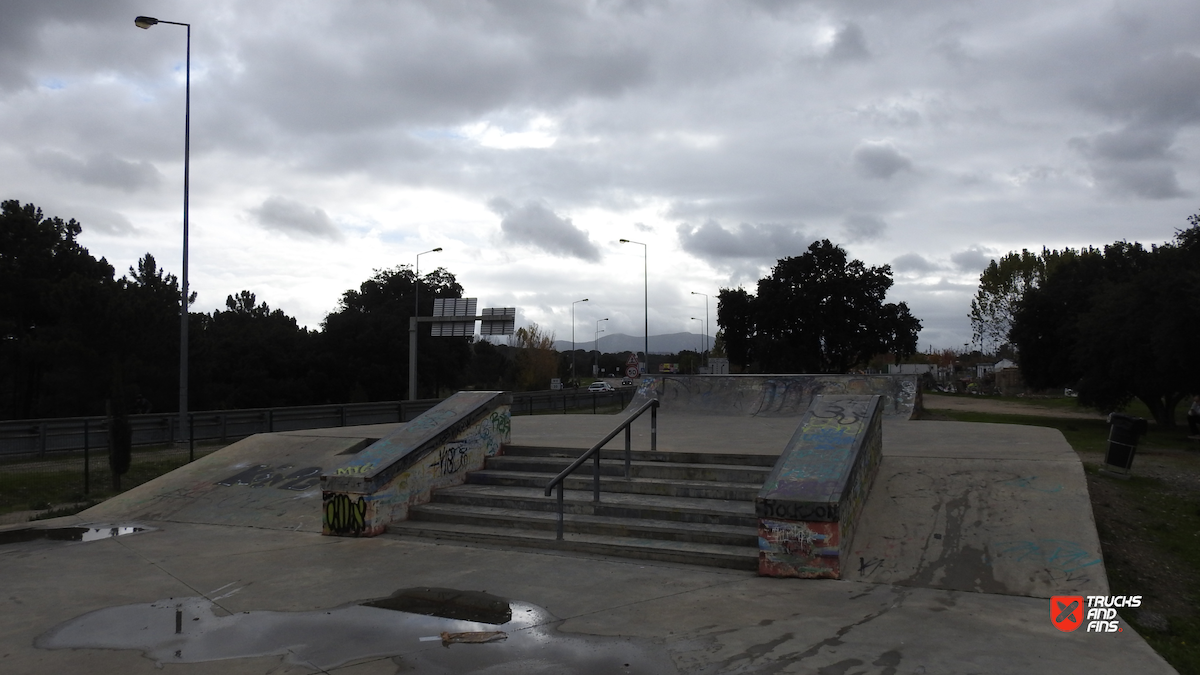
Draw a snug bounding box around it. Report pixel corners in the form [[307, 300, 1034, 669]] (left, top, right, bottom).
[[625, 425, 631, 478], [411, 248, 442, 401], [188, 413, 194, 461], [556, 484, 564, 540], [651, 402, 657, 453], [179, 22, 190, 445], [619, 240, 648, 371], [593, 449, 601, 503], [692, 291, 709, 370], [83, 419, 90, 495], [408, 316, 418, 400]]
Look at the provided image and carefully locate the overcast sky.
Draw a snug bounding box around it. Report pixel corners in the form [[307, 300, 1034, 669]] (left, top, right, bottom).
[[4, 0, 1199, 352]]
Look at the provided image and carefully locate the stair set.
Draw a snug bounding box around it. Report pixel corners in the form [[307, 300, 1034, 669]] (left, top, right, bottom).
[[387, 444, 773, 570]]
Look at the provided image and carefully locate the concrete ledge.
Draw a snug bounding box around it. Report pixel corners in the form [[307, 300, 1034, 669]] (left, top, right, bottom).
[[756, 394, 883, 578], [320, 391, 511, 536], [641, 374, 920, 419]]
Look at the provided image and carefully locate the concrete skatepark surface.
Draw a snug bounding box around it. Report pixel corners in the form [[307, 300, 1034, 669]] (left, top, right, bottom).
[[0, 377, 1177, 673]]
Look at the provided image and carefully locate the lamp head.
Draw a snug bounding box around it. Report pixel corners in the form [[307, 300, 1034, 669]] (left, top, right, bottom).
[[432, 247, 443, 252], [134, 16, 159, 29], [619, 239, 630, 243]]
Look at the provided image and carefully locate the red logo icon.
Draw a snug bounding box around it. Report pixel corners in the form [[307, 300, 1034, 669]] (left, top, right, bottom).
[[1051, 595, 1084, 632]]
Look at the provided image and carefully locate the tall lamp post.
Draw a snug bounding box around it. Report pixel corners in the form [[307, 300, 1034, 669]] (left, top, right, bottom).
[[135, 15, 191, 442], [594, 317, 608, 377], [619, 239, 647, 371], [409, 247, 442, 400], [690, 291, 709, 370], [571, 298, 588, 384]]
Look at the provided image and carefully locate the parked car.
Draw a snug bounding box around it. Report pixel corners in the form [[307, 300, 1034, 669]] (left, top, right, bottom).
[[621, 378, 635, 386], [587, 381, 615, 392]]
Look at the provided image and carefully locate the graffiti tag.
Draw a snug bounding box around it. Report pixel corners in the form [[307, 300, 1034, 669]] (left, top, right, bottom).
[[215, 465, 322, 491], [324, 493, 367, 535]]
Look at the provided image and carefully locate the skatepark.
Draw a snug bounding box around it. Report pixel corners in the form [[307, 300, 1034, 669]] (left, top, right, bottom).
[[0, 375, 1177, 673]]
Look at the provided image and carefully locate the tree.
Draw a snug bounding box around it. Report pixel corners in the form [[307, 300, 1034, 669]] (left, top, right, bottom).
[[319, 266, 471, 401], [1011, 223, 1200, 426], [0, 200, 117, 419], [192, 291, 317, 409], [718, 240, 922, 373], [509, 323, 558, 391]]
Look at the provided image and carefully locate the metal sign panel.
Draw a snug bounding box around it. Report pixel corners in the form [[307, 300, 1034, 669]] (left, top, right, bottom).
[[432, 298, 477, 318], [480, 307, 516, 336], [431, 297, 477, 336]]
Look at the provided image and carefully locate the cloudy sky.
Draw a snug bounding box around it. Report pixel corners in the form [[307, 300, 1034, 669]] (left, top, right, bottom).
[[4, 0, 1199, 352]]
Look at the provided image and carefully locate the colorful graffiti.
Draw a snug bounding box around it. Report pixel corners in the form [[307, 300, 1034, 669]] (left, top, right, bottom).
[[324, 493, 367, 535], [758, 519, 841, 578], [335, 463, 375, 476]]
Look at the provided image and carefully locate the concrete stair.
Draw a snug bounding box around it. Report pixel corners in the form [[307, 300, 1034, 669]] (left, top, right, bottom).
[[386, 444, 775, 570]]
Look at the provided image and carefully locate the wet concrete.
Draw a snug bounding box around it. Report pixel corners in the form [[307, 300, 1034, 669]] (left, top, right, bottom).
[[0, 524, 150, 546], [36, 589, 679, 674]]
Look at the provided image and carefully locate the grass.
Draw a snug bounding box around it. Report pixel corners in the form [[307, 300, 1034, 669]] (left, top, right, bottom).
[[0, 445, 222, 518], [930, 406, 1200, 674]]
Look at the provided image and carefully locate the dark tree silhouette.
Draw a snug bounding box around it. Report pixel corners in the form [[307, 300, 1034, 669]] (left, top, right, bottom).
[[717, 240, 921, 373]]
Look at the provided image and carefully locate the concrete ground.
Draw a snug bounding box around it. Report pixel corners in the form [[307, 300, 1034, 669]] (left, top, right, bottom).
[[0, 410, 1177, 674]]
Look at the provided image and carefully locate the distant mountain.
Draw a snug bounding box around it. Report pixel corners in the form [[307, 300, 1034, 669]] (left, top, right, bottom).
[[552, 332, 712, 355]]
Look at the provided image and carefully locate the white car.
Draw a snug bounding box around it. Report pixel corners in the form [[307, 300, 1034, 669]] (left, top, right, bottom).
[[587, 381, 615, 392]]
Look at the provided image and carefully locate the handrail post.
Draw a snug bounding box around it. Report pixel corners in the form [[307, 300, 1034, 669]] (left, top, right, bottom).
[[556, 483, 565, 540], [651, 401, 658, 453], [593, 447, 601, 502], [83, 419, 90, 495], [625, 425, 632, 478]]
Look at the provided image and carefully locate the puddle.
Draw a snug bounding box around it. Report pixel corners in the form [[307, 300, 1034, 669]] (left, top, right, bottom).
[[36, 587, 678, 674], [0, 524, 150, 546]]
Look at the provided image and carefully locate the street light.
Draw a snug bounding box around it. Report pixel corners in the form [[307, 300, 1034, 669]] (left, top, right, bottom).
[[619, 239, 647, 371], [691, 291, 709, 370], [595, 317, 608, 376], [571, 298, 588, 384], [410, 247, 442, 400], [135, 15, 191, 443]]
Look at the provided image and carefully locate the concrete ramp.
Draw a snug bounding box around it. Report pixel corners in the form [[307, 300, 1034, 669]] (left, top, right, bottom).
[[849, 421, 1108, 598], [631, 374, 921, 419], [78, 427, 395, 532]]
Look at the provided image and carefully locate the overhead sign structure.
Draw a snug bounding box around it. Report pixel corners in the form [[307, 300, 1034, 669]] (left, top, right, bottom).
[[409, 299, 518, 400]]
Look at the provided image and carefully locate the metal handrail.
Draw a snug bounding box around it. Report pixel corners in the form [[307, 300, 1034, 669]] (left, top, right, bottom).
[[543, 397, 659, 540]]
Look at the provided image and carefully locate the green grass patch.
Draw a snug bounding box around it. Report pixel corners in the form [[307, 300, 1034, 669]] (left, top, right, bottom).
[[0, 450, 199, 517]]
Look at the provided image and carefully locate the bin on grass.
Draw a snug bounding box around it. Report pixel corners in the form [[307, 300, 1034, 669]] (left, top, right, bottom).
[[1101, 412, 1148, 478]]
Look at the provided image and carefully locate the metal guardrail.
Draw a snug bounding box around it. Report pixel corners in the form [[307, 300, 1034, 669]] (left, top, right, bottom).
[[543, 397, 659, 540], [0, 388, 634, 459]]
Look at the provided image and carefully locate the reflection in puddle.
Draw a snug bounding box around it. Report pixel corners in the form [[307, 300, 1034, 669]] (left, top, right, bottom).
[[37, 588, 678, 674], [0, 524, 150, 546]]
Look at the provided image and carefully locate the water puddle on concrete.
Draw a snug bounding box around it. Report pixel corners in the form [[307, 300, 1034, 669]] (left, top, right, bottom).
[[0, 524, 150, 546], [36, 586, 679, 674]]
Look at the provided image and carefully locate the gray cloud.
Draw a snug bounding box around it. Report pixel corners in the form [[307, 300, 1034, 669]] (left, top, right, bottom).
[[677, 220, 811, 261], [827, 22, 870, 62], [30, 150, 162, 192], [851, 141, 913, 180], [489, 198, 601, 261], [249, 197, 344, 241], [842, 214, 886, 243], [950, 246, 993, 272], [1069, 126, 1188, 200], [892, 253, 938, 273]]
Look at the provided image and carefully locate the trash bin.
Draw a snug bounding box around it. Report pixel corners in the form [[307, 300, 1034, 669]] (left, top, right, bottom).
[[1102, 412, 1148, 477]]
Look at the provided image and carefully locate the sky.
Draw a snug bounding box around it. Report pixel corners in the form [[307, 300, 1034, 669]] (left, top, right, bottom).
[[4, 0, 1199, 352]]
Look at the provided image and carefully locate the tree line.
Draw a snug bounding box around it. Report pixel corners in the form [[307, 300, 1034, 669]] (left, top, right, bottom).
[[970, 214, 1200, 426], [1, 200, 535, 421]]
